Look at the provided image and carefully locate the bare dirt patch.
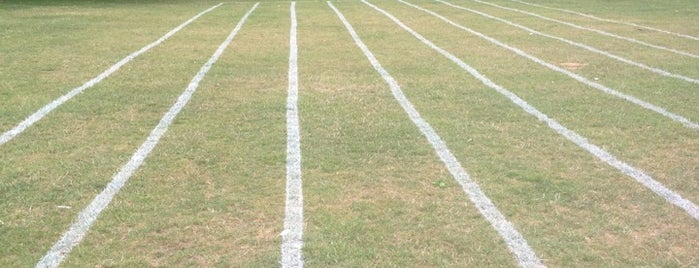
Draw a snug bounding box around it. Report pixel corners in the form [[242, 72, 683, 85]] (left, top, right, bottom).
[[559, 62, 588, 70]]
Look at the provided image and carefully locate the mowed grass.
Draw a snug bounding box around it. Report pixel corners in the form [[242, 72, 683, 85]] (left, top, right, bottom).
[[1, 1, 249, 266], [1, 0, 698, 267], [64, 3, 287, 266], [0, 1, 223, 131], [342, 1, 699, 266], [298, 3, 515, 267], [396, 0, 699, 212], [498, 0, 699, 47]]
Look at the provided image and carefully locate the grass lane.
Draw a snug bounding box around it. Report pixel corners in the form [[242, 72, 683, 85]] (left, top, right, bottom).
[[495, 0, 699, 42], [345, 1, 699, 266], [61, 2, 287, 267], [437, 0, 699, 78], [423, 0, 699, 114], [299, 2, 519, 267], [0, 2, 236, 266], [0, 1, 222, 133], [1, 1, 697, 267], [387, 0, 699, 207], [471, 0, 699, 56], [503, 1, 699, 45]]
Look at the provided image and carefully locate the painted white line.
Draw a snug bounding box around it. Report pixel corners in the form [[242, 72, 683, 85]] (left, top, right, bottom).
[[468, 0, 699, 59], [328, 2, 545, 267], [510, 0, 699, 42], [282, 2, 304, 268], [35, 3, 259, 268], [0, 3, 224, 147], [435, 0, 699, 86], [361, 0, 699, 222], [400, 0, 698, 129]]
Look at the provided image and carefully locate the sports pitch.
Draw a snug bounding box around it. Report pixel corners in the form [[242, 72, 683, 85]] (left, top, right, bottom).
[[1, 0, 698, 267]]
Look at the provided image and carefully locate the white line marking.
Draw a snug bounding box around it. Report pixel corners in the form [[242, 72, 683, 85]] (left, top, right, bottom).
[[435, 0, 699, 86], [509, 0, 699, 42], [468, 0, 699, 59], [0, 3, 224, 147], [329, 2, 545, 267], [35, 3, 259, 268], [400, 0, 698, 129], [361, 0, 699, 222], [282, 2, 304, 268]]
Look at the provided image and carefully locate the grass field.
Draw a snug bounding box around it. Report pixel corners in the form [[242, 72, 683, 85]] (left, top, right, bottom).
[[1, 0, 698, 267]]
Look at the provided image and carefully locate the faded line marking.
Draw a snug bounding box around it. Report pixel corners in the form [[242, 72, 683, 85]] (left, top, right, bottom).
[[435, 0, 699, 86], [510, 0, 699, 42], [281, 2, 304, 268], [468, 0, 699, 59], [35, 3, 260, 268], [362, 0, 699, 222], [401, 0, 698, 129], [0, 3, 224, 146], [329, 2, 545, 267]]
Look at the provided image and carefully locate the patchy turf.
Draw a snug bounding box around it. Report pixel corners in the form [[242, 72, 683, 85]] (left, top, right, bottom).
[[1, 0, 697, 267]]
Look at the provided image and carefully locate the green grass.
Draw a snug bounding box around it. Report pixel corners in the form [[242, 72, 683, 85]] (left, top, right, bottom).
[[1, 0, 698, 267], [298, 4, 515, 266], [337, 2, 699, 266]]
